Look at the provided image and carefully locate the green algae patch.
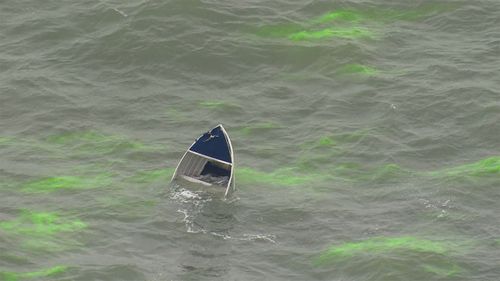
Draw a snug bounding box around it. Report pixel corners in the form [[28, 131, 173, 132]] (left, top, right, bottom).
[[254, 23, 304, 39], [0, 137, 60, 156], [0, 272, 17, 281], [295, 158, 410, 183], [21, 265, 67, 279], [199, 101, 226, 109], [255, 4, 458, 42], [312, 10, 363, 24], [45, 130, 157, 154], [96, 196, 158, 219], [129, 168, 175, 183], [422, 262, 462, 277], [0, 211, 86, 253], [289, 27, 373, 41], [0, 265, 67, 281], [302, 130, 370, 149], [165, 108, 190, 122], [296, 160, 410, 183], [315, 236, 450, 265], [46, 131, 108, 145], [238, 122, 281, 136], [338, 64, 378, 76], [199, 101, 242, 111], [315, 4, 458, 24], [0, 136, 15, 145], [21, 174, 113, 193], [236, 167, 317, 186], [316, 160, 411, 182], [324, 163, 406, 183], [0, 253, 29, 265], [0, 210, 87, 237], [429, 157, 500, 178], [316, 136, 336, 147], [21, 237, 82, 252], [369, 163, 412, 182], [255, 13, 372, 41], [298, 130, 417, 182]]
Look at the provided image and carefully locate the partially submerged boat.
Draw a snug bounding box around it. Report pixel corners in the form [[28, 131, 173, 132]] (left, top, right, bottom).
[[171, 124, 235, 197]]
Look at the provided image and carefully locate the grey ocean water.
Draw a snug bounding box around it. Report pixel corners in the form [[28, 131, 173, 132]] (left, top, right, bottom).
[[1, 0, 499, 280]]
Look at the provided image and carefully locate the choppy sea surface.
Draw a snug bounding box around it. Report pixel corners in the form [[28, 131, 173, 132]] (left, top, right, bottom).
[[1, 1, 499, 280]]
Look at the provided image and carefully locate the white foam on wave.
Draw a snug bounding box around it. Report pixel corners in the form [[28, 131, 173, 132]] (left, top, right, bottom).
[[208, 232, 277, 243], [419, 198, 452, 218], [171, 187, 212, 233], [170, 187, 276, 243], [177, 208, 206, 234], [111, 7, 128, 17], [170, 187, 211, 204]]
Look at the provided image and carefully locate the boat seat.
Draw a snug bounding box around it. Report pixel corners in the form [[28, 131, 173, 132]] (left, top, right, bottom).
[[180, 175, 212, 186]]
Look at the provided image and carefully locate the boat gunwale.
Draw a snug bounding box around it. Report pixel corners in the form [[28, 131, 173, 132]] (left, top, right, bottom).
[[218, 124, 235, 197]]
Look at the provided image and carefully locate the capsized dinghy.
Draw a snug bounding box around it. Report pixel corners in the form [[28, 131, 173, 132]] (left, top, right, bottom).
[[171, 124, 235, 197]]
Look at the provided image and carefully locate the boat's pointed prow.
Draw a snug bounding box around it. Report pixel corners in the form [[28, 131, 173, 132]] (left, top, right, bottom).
[[171, 124, 235, 197]]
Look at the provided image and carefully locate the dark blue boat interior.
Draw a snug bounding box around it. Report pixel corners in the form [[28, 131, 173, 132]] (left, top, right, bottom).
[[189, 126, 232, 163], [201, 161, 231, 177]]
